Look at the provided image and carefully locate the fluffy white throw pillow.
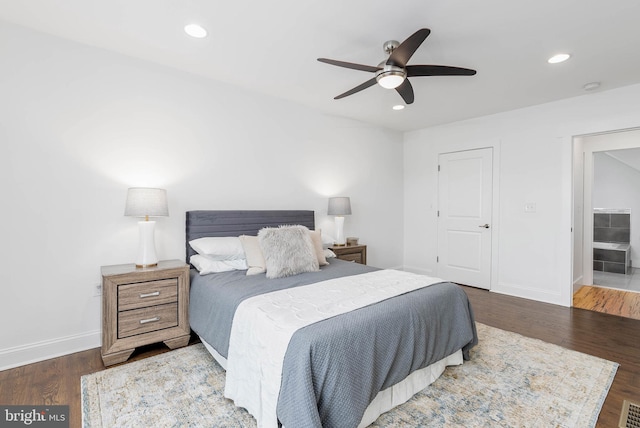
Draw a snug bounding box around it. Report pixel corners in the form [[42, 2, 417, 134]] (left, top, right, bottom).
[[258, 225, 320, 279]]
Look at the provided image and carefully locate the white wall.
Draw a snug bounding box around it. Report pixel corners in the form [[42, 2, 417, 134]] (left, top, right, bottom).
[[404, 83, 640, 306], [0, 21, 404, 370]]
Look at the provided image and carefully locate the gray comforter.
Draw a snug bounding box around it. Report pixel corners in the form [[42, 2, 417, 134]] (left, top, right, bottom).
[[189, 259, 477, 428]]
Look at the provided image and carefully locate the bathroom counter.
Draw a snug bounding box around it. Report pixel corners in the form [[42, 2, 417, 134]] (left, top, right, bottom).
[[593, 242, 631, 274], [593, 242, 631, 251]]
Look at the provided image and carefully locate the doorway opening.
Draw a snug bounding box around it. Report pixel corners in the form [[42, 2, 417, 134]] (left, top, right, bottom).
[[573, 128, 640, 320]]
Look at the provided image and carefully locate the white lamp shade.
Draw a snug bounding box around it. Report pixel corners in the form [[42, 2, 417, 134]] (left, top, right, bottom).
[[327, 197, 352, 216], [124, 188, 169, 218]]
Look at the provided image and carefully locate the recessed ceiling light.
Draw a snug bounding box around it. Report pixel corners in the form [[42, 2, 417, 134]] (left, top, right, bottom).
[[184, 24, 207, 38], [548, 53, 571, 64], [392, 105, 405, 111], [583, 82, 601, 91]]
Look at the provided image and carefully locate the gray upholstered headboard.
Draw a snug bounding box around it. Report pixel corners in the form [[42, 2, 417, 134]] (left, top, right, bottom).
[[185, 210, 315, 261]]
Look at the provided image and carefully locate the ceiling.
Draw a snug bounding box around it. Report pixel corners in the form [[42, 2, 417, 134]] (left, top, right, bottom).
[[1, 0, 640, 132], [604, 149, 640, 173]]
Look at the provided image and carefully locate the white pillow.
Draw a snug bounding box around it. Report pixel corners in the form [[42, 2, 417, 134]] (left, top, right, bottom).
[[189, 237, 245, 260], [324, 249, 337, 259], [239, 235, 267, 275], [190, 254, 248, 275], [309, 229, 329, 266], [258, 225, 320, 279]]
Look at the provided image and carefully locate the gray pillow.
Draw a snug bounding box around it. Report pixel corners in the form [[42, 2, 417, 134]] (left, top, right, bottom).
[[258, 225, 320, 279]]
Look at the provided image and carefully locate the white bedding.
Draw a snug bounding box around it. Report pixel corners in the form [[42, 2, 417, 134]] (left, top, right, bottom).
[[224, 269, 447, 428]]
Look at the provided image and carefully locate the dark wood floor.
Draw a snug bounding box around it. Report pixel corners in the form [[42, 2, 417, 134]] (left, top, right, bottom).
[[1, 286, 638, 428]]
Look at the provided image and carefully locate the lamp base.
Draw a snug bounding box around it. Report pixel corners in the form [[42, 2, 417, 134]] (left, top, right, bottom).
[[334, 216, 346, 246], [135, 220, 159, 268], [135, 263, 158, 269]]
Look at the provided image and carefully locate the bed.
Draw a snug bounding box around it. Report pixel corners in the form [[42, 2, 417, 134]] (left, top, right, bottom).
[[186, 210, 478, 428]]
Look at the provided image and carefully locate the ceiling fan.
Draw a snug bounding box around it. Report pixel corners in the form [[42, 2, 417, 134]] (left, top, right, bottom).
[[317, 28, 476, 105]]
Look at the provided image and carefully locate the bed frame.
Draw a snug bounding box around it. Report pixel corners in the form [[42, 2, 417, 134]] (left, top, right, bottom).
[[185, 210, 315, 261], [185, 209, 474, 427]]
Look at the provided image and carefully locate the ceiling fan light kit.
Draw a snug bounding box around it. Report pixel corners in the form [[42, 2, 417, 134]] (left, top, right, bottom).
[[318, 28, 476, 104], [376, 64, 406, 89], [376, 40, 406, 90]]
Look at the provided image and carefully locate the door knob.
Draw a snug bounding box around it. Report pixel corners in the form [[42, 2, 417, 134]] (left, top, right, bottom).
[[479, 224, 490, 229]]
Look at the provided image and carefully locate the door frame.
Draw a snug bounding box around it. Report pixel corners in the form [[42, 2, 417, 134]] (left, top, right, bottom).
[[437, 144, 500, 291], [575, 128, 640, 290]]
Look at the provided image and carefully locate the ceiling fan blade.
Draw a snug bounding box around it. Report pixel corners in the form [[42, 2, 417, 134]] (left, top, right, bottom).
[[387, 28, 431, 67], [395, 79, 414, 104], [407, 65, 477, 77], [317, 58, 381, 73], [334, 77, 378, 99]]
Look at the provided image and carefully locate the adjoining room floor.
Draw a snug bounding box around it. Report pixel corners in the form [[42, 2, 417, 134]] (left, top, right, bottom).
[[574, 285, 640, 321], [593, 268, 640, 292]]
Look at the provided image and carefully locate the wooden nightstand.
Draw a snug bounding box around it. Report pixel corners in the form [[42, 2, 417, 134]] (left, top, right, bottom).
[[330, 244, 367, 265], [101, 259, 190, 366]]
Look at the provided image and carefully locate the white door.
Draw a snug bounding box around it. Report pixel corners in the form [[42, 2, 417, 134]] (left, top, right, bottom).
[[437, 148, 493, 289]]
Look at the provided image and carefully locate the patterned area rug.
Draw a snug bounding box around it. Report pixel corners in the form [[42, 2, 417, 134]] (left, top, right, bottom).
[[81, 323, 618, 427]]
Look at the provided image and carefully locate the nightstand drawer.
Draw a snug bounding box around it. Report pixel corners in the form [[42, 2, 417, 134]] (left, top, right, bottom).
[[118, 302, 178, 338], [340, 253, 362, 264], [329, 244, 367, 265], [118, 279, 178, 311]]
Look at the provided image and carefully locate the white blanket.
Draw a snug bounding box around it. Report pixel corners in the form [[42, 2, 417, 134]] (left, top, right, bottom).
[[224, 269, 444, 428]]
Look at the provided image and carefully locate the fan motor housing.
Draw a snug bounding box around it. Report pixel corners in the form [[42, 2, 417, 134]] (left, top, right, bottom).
[[383, 40, 400, 54]]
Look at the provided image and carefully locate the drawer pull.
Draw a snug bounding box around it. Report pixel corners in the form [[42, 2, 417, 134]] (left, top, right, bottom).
[[139, 316, 160, 324], [139, 291, 160, 298]]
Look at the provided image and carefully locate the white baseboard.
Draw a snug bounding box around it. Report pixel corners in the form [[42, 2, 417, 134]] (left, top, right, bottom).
[[403, 268, 568, 307], [492, 281, 565, 307], [573, 275, 584, 295], [0, 330, 101, 371]]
